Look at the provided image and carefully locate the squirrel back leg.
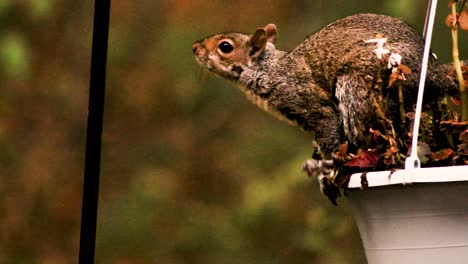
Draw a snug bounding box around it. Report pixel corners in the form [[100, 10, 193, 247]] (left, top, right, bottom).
[[304, 73, 374, 205], [334, 73, 374, 145]]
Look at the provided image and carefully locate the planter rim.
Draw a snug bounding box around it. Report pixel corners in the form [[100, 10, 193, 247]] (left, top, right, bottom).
[[348, 165, 468, 188]]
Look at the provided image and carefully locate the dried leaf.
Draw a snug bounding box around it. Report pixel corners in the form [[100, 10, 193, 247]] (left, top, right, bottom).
[[446, 13, 456, 27], [337, 142, 348, 157], [457, 143, 468, 153], [440, 120, 468, 126], [459, 10, 468, 31], [382, 146, 398, 162], [463, 65, 468, 85], [462, 64, 468, 72], [388, 168, 397, 179], [460, 129, 468, 142], [417, 142, 432, 156], [360, 172, 368, 189], [375, 33, 384, 38], [388, 71, 398, 87], [431, 148, 454, 161], [408, 142, 431, 164], [451, 96, 462, 106], [382, 148, 397, 165], [344, 149, 379, 168], [397, 64, 412, 74], [406, 112, 428, 119], [333, 150, 346, 161], [369, 128, 381, 143], [388, 145, 399, 154]]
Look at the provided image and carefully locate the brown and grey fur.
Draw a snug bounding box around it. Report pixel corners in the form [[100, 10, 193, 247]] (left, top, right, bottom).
[[192, 13, 459, 159]]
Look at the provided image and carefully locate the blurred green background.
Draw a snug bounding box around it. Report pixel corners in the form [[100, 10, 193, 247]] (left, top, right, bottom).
[[1, 0, 466, 263]]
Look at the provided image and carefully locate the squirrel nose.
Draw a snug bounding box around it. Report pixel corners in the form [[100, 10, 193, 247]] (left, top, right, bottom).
[[192, 43, 200, 54]]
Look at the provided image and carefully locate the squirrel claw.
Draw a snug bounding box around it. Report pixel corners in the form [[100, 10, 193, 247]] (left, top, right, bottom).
[[318, 173, 341, 205], [303, 159, 341, 205], [302, 159, 334, 177], [303, 159, 323, 177]]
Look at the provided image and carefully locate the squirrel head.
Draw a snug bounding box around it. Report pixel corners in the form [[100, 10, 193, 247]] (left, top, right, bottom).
[[192, 24, 278, 80]]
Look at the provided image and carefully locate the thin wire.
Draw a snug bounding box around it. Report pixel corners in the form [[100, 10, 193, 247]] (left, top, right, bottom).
[[422, 0, 433, 40], [406, 0, 438, 170], [79, 0, 111, 263]]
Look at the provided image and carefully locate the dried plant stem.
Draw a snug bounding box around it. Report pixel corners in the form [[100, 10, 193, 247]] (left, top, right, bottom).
[[450, 1, 468, 121], [398, 83, 406, 124], [371, 91, 388, 121]]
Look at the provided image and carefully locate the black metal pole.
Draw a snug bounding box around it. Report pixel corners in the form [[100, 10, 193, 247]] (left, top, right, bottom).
[[79, 0, 111, 263]]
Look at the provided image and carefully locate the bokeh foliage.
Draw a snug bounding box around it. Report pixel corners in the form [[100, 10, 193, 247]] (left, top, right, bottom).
[[0, 1, 466, 263]]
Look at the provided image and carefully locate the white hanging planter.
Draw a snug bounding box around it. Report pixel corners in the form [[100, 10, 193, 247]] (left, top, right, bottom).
[[344, 0, 468, 262], [346, 165, 468, 264]]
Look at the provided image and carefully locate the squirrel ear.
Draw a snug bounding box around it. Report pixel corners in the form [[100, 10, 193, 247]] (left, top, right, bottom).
[[264, 24, 277, 44], [249, 28, 267, 59]]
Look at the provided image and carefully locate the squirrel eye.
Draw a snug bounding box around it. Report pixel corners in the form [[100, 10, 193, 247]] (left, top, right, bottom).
[[218, 41, 234, 54]]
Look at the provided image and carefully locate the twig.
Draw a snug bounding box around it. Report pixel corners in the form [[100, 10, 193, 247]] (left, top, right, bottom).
[[450, 1, 468, 121], [398, 82, 406, 124]]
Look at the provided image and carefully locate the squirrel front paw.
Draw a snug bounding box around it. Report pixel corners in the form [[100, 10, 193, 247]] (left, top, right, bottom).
[[303, 159, 341, 205], [303, 159, 323, 177], [302, 159, 334, 177], [317, 173, 341, 205]]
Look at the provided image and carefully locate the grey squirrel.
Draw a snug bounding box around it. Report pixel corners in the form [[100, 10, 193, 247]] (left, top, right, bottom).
[[192, 14, 462, 203]]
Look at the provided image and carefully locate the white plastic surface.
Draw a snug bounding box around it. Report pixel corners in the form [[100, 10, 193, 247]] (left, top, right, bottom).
[[348, 165, 468, 188], [347, 166, 468, 264]]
